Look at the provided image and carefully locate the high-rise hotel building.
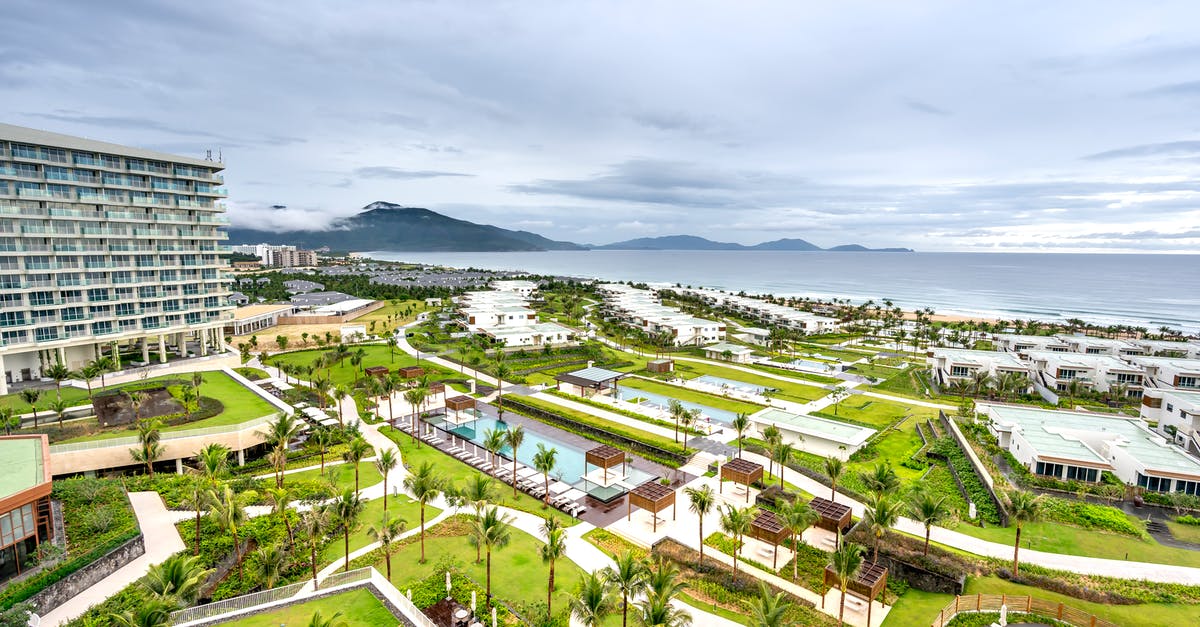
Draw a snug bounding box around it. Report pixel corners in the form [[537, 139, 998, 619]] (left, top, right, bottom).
[[0, 123, 233, 394]]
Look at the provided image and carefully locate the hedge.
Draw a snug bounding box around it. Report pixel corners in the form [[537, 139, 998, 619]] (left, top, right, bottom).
[[544, 390, 705, 436], [501, 397, 688, 467]]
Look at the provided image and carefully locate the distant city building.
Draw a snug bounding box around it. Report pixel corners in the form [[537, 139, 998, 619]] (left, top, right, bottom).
[[283, 279, 324, 294], [0, 124, 232, 393], [230, 243, 317, 267]]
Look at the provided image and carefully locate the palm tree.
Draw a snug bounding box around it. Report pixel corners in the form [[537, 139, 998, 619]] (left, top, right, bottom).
[[127, 391, 147, 423], [779, 500, 818, 582], [48, 397, 70, 428], [208, 485, 248, 580], [44, 363, 73, 401], [130, 418, 164, 476], [494, 362, 512, 420], [266, 486, 295, 549], [471, 505, 514, 604], [719, 504, 755, 576], [311, 428, 334, 471], [860, 463, 900, 500], [182, 476, 207, 556], [683, 484, 716, 561], [482, 427, 507, 477], [342, 436, 372, 492], [330, 489, 364, 572], [533, 443, 559, 508], [823, 456, 844, 502], [505, 424, 526, 497], [176, 384, 199, 421], [540, 516, 568, 614], [258, 413, 302, 487], [680, 408, 699, 452], [451, 474, 496, 563], [368, 510, 408, 580], [773, 441, 794, 488], [403, 461, 444, 563], [831, 541, 866, 626], [141, 553, 210, 607], [250, 543, 288, 589], [91, 355, 115, 388], [300, 508, 329, 584], [375, 448, 398, 511], [863, 493, 902, 563], [732, 412, 750, 458], [971, 370, 993, 397], [761, 425, 781, 477], [312, 377, 333, 410], [107, 599, 173, 627], [1065, 378, 1086, 409], [403, 388, 426, 444], [0, 407, 18, 436], [745, 581, 791, 627], [908, 491, 949, 556], [196, 442, 230, 485], [603, 550, 647, 627], [1008, 491, 1044, 575], [79, 362, 102, 400], [19, 388, 41, 427], [306, 610, 346, 627], [570, 572, 614, 627], [668, 399, 685, 444]]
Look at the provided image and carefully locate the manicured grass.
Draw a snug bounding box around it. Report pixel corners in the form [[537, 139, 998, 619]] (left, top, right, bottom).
[[961, 575, 1200, 627], [513, 395, 688, 455], [269, 345, 459, 388], [747, 363, 843, 385], [953, 516, 1200, 568], [353, 299, 430, 330], [883, 587, 954, 626], [381, 426, 578, 526], [672, 360, 828, 402], [1166, 519, 1200, 544], [284, 461, 383, 493], [793, 343, 878, 362], [816, 396, 935, 429], [215, 587, 396, 626], [322, 492, 431, 563], [620, 377, 765, 414], [0, 386, 90, 413]]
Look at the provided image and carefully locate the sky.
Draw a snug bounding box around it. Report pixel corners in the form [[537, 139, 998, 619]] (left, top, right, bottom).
[[5, 1, 1200, 252]]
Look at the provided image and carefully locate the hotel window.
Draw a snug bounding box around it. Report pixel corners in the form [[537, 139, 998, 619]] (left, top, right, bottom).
[[73, 152, 98, 165], [0, 312, 26, 328], [951, 366, 971, 377], [100, 154, 122, 169], [13, 163, 39, 178], [127, 158, 146, 172], [44, 147, 67, 163], [1167, 403, 1175, 412], [1, 330, 27, 344], [1035, 461, 1063, 478], [1116, 373, 1142, 384], [44, 166, 70, 181], [47, 184, 71, 199], [1137, 473, 1172, 493], [1177, 480, 1200, 496], [34, 327, 59, 342], [92, 321, 113, 335], [1065, 466, 1098, 482], [1180, 377, 1198, 389], [12, 144, 39, 159]]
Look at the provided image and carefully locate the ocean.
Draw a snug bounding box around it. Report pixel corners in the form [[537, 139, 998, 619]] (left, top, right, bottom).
[[368, 250, 1200, 333]]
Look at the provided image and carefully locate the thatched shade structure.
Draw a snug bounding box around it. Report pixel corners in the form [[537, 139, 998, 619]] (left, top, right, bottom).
[[720, 458, 763, 503], [809, 497, 852, 535], [584, 445, 626, 485], [627, 480, 676, 532], [364, 366, 389, 378], [749, 510, 790, 569], [824, 560, 888, 626], [399, 366, 426, 378]]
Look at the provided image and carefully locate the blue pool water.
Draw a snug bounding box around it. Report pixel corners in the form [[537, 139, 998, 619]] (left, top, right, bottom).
[[428, 414, 657, 488], [789, 359, 837, 371], [616, 387, 737, 425], [693, 374, 775, 395]]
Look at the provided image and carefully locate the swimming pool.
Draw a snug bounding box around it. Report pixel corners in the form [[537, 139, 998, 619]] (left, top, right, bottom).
[[693, 374, 775, 395], [615, 387, 737, 425], [427, 414, 658, 493], [788, 359, 836, 372]]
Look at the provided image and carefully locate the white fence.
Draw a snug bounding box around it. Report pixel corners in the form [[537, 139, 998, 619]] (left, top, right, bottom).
[[170, 580, 307, 624], [48, 414, 276, 453]]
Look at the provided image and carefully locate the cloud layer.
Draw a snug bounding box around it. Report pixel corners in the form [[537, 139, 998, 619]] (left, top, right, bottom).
[[4, 0, 1200, 251]]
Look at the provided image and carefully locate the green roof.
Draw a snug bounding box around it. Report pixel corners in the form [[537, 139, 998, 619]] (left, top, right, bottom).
[[752, 408, 875, 446], [0, 438, 47, 501]]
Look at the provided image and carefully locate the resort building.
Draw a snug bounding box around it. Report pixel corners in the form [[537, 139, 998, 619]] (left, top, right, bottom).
[[554, 366, 627, 398], [735, 326, 772, 346], [489, 279, 539, 298], [596, 284, 726, 346], [984, 404, 1200, 492], [1057, 335, 1147, 358], [1023, 350, 1145, 397], [230, 243, 317, 267], [0, 123, 233, 394], [993, 334, 1071, 355], [456, 289, 575, 347], [481, 322, 575, 347], [927, 348, 1031, 389], [1127, 356, 1200, 391], [0, 435, 55, 584], [1141, 388, 1200, 455], [1130, 339, 1200, 359], [283, 279, 324, 294], [224, 304, 296, 337], [678, 287, 842, 334], [748, 407, 875, 460], [702, 342, 756, 363], [289, 290, 357, 308]]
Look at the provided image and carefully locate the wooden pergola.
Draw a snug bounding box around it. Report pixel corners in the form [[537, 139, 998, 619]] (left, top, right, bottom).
[[443, 395, 477, 427], [749, 510, 791, 569], [627, 480, 676, 532], [720, 457, 764, 503], [584, 445, 626, 486], [427, 381, 446, 395], [809, 497, 852, 535], [824, 560, 888, 627], [364, 366, 389, 378], [398, 365, 426, 378]]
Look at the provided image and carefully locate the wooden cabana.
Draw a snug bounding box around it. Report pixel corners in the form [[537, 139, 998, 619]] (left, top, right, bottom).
[[809, 497, 852, 535], [824, 560, 888, 626], [364, 366, 389, 378], [627, 480, 676, 532], [720, 457, 764, 503], [443, 395, 478, 427], [584, 445, 627, 486], [748, 510, 790, 569], [646, 359, 674, 373], [427, 381, 446, 395], [398, 365, 426, 378]]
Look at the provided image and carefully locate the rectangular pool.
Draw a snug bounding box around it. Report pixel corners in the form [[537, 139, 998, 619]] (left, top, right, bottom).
[[615, 387, 737, 425], [693, 374, 776, 395]]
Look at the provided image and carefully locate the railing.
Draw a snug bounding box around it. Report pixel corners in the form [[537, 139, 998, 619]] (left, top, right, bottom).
[[169, 580, 307, 624], [49, 414, 276, 453], [318, 566, 373, 589], [931, 594, 1120, 627]]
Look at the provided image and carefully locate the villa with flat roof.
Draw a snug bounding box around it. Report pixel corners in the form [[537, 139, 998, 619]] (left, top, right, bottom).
[[749, 407, 875, 460], [1128, 356, 1200, 391], [678, 287, 842, 334], [456, 289, 575, 347], [1130, 339, 1200, 359], [1023, 350, 1145, 397], [596, 284, 726, 346], [224, 303, 296, 336], [984, 404, 1200, 493], [0, 435, 55, 584], [928, 348, 1031, 388], [993, 334, 1071, 355], [703, 342, 755, 363], [1141, 388, 1200, 456], [554, 366, 627, 398]]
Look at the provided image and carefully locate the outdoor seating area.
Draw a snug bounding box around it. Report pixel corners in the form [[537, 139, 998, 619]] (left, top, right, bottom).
[[810, 496, 853, 535], [627, 479, 676, 532], [825, 558, 889, 626], [748, 509, 792, 569], [719, 457, 764, 503], [294, 402, 338, 428]]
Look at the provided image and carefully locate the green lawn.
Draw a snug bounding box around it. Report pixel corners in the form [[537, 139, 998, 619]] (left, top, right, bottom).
[[268, 345, 460, 388], [672, 360, 829, 402], [322, 491, 432, 563], [620, 377, 765, 414], [884, 587, 954, 626], [215, 587, 396, 626], [962, 575, 1200, 627], [953, 516, 1200, 568], [285, 461, 384, 493], [381, 426, 579, 526], [747, 363, 843, 385], [1166, 519, 1200, 544], [0, 386, 91, 413], [46, 371, 278, 443]]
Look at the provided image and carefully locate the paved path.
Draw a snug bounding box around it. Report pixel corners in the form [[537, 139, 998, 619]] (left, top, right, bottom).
[[42, 492, 186, 627]]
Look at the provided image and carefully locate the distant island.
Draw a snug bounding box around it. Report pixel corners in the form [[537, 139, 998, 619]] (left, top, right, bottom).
[[229, 202, 912, 252]]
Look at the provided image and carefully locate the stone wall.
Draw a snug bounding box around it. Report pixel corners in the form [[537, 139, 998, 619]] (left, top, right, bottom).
[[29, 534, 146, 615], [873, 553, 966, 595]]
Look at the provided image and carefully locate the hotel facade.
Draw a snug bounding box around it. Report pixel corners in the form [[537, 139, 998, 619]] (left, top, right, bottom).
[[0, 124, 233, 394]]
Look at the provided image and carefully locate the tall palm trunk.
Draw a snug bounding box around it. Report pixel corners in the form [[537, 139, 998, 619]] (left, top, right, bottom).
[[1013, 525, 1022, 574], [343, 528, 351, 571], [194, 509, 201, 555], [420, 504, 426, 562], [547, 558, 555, 613]]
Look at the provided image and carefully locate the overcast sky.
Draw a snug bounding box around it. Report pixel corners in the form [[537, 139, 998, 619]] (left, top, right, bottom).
[[6, 1, 1200, 252]]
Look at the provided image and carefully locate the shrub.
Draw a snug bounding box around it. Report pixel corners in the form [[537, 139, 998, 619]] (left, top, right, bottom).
[[1177, 515, 1200, 526], [1039, 498, 1146, 538]]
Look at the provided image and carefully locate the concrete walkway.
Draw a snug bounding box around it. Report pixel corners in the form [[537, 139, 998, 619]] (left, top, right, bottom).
[[42, 492, 187, 627]]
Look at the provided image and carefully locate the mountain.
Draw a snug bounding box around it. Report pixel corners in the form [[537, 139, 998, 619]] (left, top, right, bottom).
[[594, 234, 911, 252], [227, 202, 585, 252]]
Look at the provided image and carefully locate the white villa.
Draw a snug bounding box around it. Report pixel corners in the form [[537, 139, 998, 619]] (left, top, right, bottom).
[[1141, 388, 1200, 455], [703, 342, 756, 363], [1130, 339, 1200, 359], [984, 404, 1200, 493], [749, 407, 875, 460], [1023, 350, 1145, 397], [597, 284, 726, 346], [679, 287, 843, 334], [1127, 356, 1200, 391], [927, 348, 1031, 388], [735, 327, 772, 346], [490, 279, 539, 298], [456, 289, 575, 348], [993, 334, 1072, 354]]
